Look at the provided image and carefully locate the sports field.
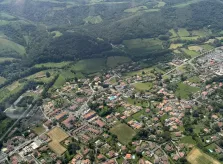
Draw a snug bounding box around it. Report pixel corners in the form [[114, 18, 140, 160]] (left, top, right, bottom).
[[187, 148, 220, 164], [47, 127, 69, 155]]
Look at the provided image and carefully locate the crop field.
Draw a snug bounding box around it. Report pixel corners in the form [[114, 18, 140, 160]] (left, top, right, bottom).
[[47, 127, 69, 155], [187, 148, 220, 164], [0, 38, 26, 56], [107, 56, 131, 68], [110, 123, 136, 145], [169, 43, 183, 49], [71, 58, 106, 74], [84, 16, 103, 24], [180, 36, 199, 41], [133, 82, 153, 91], [34, 61, 71, 68], [178, 28, 190, 37], [175, 82, 200, 99], [181, 48, 199, 57], [124, 6, 147, 13]]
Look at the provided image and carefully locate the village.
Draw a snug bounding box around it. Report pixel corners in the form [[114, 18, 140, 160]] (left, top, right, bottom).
[[0, 46, 223, 164]]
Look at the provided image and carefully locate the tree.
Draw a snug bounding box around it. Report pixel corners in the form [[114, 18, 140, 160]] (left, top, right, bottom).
[[46, 71, 51, 78]]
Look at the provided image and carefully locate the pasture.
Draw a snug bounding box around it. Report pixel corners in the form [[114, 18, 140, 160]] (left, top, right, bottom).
[[84, 16, 103, 24], [187, 148, 220, 164], [110, 123, 136, 145], [0, 38, 26, 56], [200, 44, 214, 51], [175, 82, 200, 99], [106, 56, 131, 68], [47, 127, 69, 155], [133, 82, 153, 91]]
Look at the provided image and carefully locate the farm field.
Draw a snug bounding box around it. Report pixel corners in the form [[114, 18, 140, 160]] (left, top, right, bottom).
[[47, 127, 69, 155], [200, 44, 214, 51], [71, 58, 106, 74], [133, 82, 153, 91], [188, 46, 202, 52], [34, 61, 71, 68], [187, 148, 220, 164], [0, 38, 26, 56], [53, 74, 66, 88], [175, 82, 200, 99], [110, 123, 136, 145], [107, 56, 131, 68]]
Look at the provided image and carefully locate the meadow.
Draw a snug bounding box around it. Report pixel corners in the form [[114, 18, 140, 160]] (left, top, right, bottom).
[[84, 16, 103, 24], [133, 82, 153, 91], [181, 48, 199, 57], [34, 61, 70, 68], [47, 127, 69, 155], [106, 56, 131, 68], [175, 82, 200, 99], [187, 148, 220, 164], [71, 58, 106, 74], [110, 123, 136, 145]]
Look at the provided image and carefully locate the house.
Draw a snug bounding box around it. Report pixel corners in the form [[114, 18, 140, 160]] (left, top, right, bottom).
[[95, 119, 105, 128], [83, 111, 96, 120], [55, 111, 68, 121], [125, 154, 132, 160], [62, 116, 75, 129]]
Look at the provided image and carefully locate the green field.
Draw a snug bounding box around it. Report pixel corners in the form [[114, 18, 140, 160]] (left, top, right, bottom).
[[133, 82, 153, 91], [0, 76, 6, 85], [107, 56, 131, 68], [181, 48, 199, 57], [110, 123, 136, 144], [34, 62, 71, 68], [71, 58, 106, 74], [169, 43, 183, 49], [32, 125, 46, 135], [188, 76, 201, 83], [180, 36, 199, 41], [178, 28, 190, 37], [0, 57, 16, 63], [0, 38, 26, 56], [54, 75, 66, 88], [173, 0, 201, 8], [200, 44, 214, 51], [84, 15, 103, 24], [123, 38, 163, 55], [192, 30, 209, 37], [51, 31, 63, 38], [124, 6, 148, 13], [169, 29, 178, 38], [180, 136, 196, 145], [175, 82, 200, 99]]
